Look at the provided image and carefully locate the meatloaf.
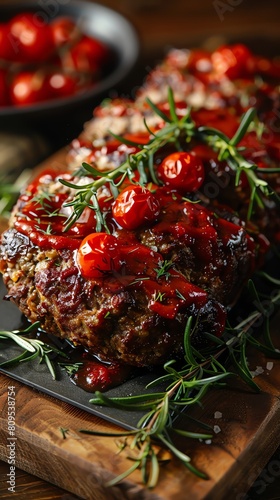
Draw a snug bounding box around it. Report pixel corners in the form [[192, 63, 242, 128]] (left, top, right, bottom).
[[0, 43, 279, 367]]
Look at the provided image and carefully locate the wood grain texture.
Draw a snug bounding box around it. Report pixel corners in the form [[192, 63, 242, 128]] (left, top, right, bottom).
[[0, 460, 81, 500], [1, 325, 280, 499]]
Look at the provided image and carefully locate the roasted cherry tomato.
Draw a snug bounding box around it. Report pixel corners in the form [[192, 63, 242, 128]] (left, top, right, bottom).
[[157, 152, 205, 192], [112, 185, 160, 230], [72, 360, 131, 392], [192, 109, 239, 138], [253, 55, 280, 79], [8, 13, 55, 62], [187, 49, 212, 73], [50, 16, 77, 47], [77, 233, 122, 279], [211, 44, 253, 80]]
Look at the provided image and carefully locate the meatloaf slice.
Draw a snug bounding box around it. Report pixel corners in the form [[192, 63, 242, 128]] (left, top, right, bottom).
[[0, 184, 257, 366]]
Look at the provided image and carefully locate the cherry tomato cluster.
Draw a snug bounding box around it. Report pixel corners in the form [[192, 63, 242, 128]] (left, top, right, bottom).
[[170, 43, 280, 84], [76, 149, 206, 278], [0, 13, 111, 107]]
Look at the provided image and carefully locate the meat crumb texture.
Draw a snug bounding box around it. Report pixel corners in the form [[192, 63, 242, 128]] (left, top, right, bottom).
[[0, 43, 279, 368]]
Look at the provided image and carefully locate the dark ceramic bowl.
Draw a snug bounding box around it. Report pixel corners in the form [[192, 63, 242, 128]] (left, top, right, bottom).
[[0, 0, 139, 118]]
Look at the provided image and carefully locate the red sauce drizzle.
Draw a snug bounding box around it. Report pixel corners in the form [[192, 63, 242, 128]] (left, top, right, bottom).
[[14, 168, 255, 324], [72, 358, 132, 392]]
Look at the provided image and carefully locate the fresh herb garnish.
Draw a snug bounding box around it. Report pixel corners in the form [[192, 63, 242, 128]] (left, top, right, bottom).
[[58, 88, 279, 231], [0, 322, 80, 380], [34, 223, 53, 235], [31, 189, 56, 209], [197, 108, 278, 219], [154, 259, 174, 280], [79, 279, 280, 487], [59, 427, 69, 439], [1, 275, 279, 487], [0, 169, 32, 218]]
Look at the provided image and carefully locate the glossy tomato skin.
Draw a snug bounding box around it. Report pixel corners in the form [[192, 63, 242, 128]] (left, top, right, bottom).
[[72, 360, 131, 392], [0, 69, 10, 106], [8, 13, 55, 63], [157, 152, 205, 192], [10, 71, 48, 105], [64, 35, 109, 73], [9, 71, 51, 106], [0, 13, 111, 107], [112, 185, 161, 230], [46, 72, 79, 99], [211, 44, 253, 80], [187, 49, 212, 74], [77, 233, 122, 279], [0, 23, 15, 60], [50, 16, 77, 47]]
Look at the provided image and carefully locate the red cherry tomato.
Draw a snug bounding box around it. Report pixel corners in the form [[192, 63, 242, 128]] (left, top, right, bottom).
[[254, 55, 280, 79], [211, 44, 253, 80], [10, 71, 50, 106], [112, 185, 160, 230], [0, 23, 16, 60], [50, 17, 77, 47], [65, 35, 109, 73], [46, 72, 79, 99], [266, 139, 280, 161], [72, 360, 131, 392], [157, 152, 205, 192], [123, 132, 151, 145], [8, 13, 55, 63], [187, 49, 212, 73], [77, 233, 122, 279], [192, 109, 239, 138], [0, 69, 9, 106]]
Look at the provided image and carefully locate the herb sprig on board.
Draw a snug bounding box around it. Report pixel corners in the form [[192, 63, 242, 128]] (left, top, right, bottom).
[[79, 278, 280, 487], [0, 275, 279, 486], [0, 322, 81, 380]]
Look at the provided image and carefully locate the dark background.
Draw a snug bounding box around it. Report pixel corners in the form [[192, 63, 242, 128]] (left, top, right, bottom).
[[3, 0, 280, 153]]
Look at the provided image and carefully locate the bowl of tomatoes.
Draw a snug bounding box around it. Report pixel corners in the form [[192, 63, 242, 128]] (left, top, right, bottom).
[[0, 0, 139, 117]]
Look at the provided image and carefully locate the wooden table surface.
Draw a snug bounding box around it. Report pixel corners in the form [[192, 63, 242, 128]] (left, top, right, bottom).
[[1, 1, 280, 499]]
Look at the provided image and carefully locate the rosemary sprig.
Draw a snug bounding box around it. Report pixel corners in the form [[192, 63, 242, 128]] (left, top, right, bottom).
[[0, 169, 32, 217], [197, 108, 275, 218], [154, 259, 174, 280], [59, 88, 196, 232], [0, 322, 80, 380], [0, 278, 279, 487], [57, 88, 278, 232], [79, 278, 280, 487]]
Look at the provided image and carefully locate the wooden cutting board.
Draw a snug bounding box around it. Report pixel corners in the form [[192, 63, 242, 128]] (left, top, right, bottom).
[[1, 149, 280, 499], [1, 343, 280, 500]]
